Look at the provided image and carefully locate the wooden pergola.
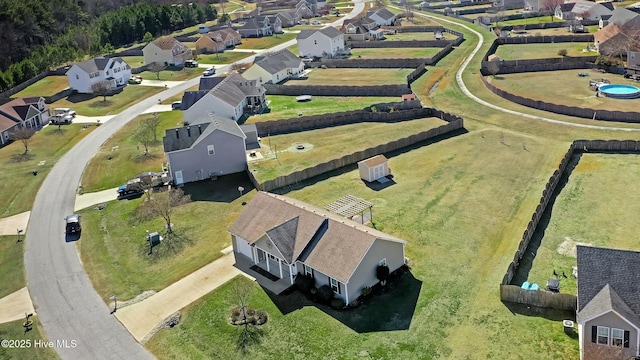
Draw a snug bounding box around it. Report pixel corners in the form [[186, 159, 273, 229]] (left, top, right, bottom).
[[324, 194, 374, 224]]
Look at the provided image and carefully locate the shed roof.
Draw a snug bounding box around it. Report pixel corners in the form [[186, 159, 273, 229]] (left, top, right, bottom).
[[359, 154, 388, 168]]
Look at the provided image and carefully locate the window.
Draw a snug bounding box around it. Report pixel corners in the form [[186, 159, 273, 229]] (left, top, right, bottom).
[[330, 278, 340, 294], [597, 326, 609, 345], [611, 328, 624, 347], [304, 264, 313, 277], [632, 52, 636, 60], [314, 40, 317, 44], [76, 75, 79, 80], [379, 258, 387, 267], [207, 145, 215, 155]]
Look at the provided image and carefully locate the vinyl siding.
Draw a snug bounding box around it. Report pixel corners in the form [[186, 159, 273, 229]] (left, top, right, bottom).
[[583, 311, 638, 360]]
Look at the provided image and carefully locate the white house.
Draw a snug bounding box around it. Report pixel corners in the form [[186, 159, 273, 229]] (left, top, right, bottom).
[[142, 37, 192, 66], [242, 49, 304, 84], [66, 57, 131, 94], [0, 97, 49, 145], [229, 192, 407, 305], [297, 27, 345, 58], [181, 73, 267, 123], [358, 155, 391, 182], [555, 1, 614, 21]]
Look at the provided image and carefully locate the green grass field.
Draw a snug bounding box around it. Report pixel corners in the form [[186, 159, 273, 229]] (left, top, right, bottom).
[[249, 117, 446, 182], [137, 67, 202, 81], [236, 33, 297, 50], [196, 51, 255, 64], [496, 15, 566, 27], [0, 124, 96, 217], [487, 69, 640, 112], [13, 76, 70, 98], [295, 68, 413, 86], [494, 43, 595, 60], [51, 86, 164, 117], [351, 47, 442, 59], [119, 56, 145, 68], [0, 235, 25, 298], [246, 96, 399, 123], [80, 111, 183, 192], [385, 32, 459, 41], [0, 317, 60, 360]]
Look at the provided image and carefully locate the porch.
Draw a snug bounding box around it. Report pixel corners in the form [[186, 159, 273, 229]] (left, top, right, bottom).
[[234, 253, 295, 295]]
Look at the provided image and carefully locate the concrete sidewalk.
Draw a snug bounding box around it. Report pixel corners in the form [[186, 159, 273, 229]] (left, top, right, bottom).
[[0, 287, 35, 324], [115, 252, 244, 342], [0, 211, 30, 235], [75, 187, 120, 212], [74, 114, 116, 124]]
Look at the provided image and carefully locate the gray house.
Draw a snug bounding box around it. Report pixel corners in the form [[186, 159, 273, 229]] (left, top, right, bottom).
[[576, 246, 640, 360], [163, 113, 247, 185], [229, 192, 407, 305]]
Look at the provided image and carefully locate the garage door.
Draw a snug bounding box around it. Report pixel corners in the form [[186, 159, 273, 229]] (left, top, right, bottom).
[[235, 236, 253, 259]]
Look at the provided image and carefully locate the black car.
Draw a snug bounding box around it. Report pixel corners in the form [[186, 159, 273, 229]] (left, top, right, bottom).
[[65, 214, 81, 234]]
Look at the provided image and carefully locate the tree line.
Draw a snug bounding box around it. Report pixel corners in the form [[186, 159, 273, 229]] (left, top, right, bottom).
[[0, 1, 217, 93]]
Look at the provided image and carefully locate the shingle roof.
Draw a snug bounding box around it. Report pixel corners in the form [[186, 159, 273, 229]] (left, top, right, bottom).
[[228, 192, 406, 283], [151, 37, 179, 50], [298, 27, 343, 40], [199, 76, 225, 91], [251, 49, 302, 75], [373, 7, 395, 20], [239, 18, 263, 31], [577, 284, 640, 327], [209, 73, 264, 106], [181, 90, 209, 110], [608, 7, 640, 26], [577, 246, 640, 322], [163, 113, 245, 152], [359, 154, 387, 167], [560, 3, 574, 12], [73, 57, 124, 73], [0, 97, 42, 124]]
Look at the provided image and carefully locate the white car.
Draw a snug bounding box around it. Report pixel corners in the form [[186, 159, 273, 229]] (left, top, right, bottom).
[[202, 67, 216, 76]]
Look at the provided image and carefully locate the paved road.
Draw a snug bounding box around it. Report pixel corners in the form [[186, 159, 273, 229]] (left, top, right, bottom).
[[24, 2, 365, 359]]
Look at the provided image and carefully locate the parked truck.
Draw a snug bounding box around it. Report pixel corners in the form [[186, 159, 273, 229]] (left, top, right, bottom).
[[50, 108, 77, 125], [117, 172, 169, 197]]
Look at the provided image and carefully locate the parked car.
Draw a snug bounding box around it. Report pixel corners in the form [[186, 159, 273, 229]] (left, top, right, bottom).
[[65, 214, 81, 234], [185, 59, 199, 68], [171, 101, 182, 110], [202, 67, 216, 76], [128, 75, 143, 84], [54, 108, 76, 118]]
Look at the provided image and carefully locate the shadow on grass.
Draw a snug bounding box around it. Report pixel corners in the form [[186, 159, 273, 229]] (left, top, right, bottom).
[[363, 175, 396, 191], [44, 127, 69, 136], [181, 172, 255, 203], [502, 301, 576, 323], [10, 153, 35, 162], [133, 153, 160, 163], [235, 325, 266, 355], [510, 152, 582, 286], [88, 99, 115, 108], [137, 227, 194, 262], [263, 270, 422, 333], [67, 93, 98, 103], [272, 127, 468, 195]]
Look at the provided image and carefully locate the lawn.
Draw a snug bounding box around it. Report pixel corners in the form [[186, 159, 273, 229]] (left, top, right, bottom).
[[13, 76, 70, 98], [0, 235, 25, 299], [248, 117, 448, 182], [496, 15, 568, 27], [245, 95, 399, 123], [236, 33, 297, 50], [385, 32, 459, 41], [51, 86, 164, 117], [0, 124, 96, 217], [120, 56, 145, 68], [0, 317, 60, 360], [494, 43, 595, 60], [293, 68, 413, 86], [137, 67, 202, 81], [350, 47, 443, 59], [522, 153, 640, 295], [487, 69, 640, 112], [196, 51, 255, 65], [80, 111, 183, 192], [78, 173, 256, 301]]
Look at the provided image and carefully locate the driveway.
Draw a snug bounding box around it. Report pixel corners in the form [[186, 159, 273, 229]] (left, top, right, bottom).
[[0, 211, 30, 235]]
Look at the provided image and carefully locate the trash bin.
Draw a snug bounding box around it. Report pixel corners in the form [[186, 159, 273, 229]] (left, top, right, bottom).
[[563, 320, 574, 335]]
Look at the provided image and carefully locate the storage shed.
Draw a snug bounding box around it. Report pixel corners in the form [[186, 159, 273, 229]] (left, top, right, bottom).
[[358, 155, 390, 182]]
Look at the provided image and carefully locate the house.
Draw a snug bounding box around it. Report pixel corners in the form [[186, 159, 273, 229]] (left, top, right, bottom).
[[297, 27, 345, 58], [0, 97, 49, 145], [66, 57, 131, 94], [594, 23, 640, 56], [242, 49, 304, 84], [182, 73, 267, 122], [258, 14, 283, 33], [143, 37, 193, 66], [576, 246, 640, 360], [524, 0, 543, 13], [493, 0, 524, 9], [366, 8, 398, 27], [341, 17, 380, 41], [229, 191, 407, 304], [276, 11, 301, 28], [296, 0, 315, 18], [196, 27, 242, 53], [555, 1, 614, 21], [238, 18, 273, 38], [628, 50, 640, 73], [358, 155, 390, 182], [163, 113, 247, 185], [600, 7, 640, 29]]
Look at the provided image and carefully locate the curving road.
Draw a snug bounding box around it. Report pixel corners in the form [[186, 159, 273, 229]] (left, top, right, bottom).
[[24, 3, 364, 360]]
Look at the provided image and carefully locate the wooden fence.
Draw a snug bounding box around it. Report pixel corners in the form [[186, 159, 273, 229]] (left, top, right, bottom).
[[247, 107, 464, 192], [264, 84, 412, 96], [501, 285, 577, 311]]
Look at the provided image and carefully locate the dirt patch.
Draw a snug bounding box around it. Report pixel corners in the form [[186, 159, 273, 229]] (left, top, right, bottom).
[[556, 237, 593, 258]]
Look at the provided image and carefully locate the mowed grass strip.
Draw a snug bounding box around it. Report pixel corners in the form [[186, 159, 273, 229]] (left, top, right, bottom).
[[385, 31, 459, 41], [78, 173, 256, 301], [526, 153, 640, 294], [119, 56, 145, 68], [0, 235, 25, 298], [0, 317, 60, 360], [14, 76, 70, 97], [249, 117, 446, 182], [145, 129, 578, 359], [294, 68, 413, 86], [236, 33, 297, 50], [487, 69, 640, 112], [245, 95, 399, 122], [197, 51, 255, 65], [137, 67, 202, 81], [80, 111, 183, 192], [494, 43, 595, 60], [350, 47, 442, 59], [0, 124, 96, 216], [51, 85, 165, 117]]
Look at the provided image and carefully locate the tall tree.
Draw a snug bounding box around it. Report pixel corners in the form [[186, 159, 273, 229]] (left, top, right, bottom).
[[143, 113, 162, 144], [133, 126, 154, 156], [140, 187, 191, 234], [91, 80, 112, 102], [148, 62, 166, 80]]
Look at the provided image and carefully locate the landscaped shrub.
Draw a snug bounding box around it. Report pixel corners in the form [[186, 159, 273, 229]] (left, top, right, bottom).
[[330, 298, 345, 310], [361, 286, 373, 298], [595, 55, 624, 67], [317, 285, 334, 304], [557, 49, 568, 56], [294, 273, 315, 293], [377, 265, 390, 285]]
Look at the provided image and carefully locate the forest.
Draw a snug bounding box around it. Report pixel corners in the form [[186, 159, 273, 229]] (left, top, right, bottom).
[[0, 0, 218, 92]]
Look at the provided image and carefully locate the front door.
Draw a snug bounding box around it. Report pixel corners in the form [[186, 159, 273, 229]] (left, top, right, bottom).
[[175, 170, 184, 185], [257, 249, 266, 262]]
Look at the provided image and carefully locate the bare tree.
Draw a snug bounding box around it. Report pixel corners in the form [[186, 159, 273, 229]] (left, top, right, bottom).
[[140, 187, 191, 234], [91, 80, 112, 102], [143, 113, 162, 144], [486, 59, 501, 77], [11, 126, 35, 154], [404, 2, 415, 24], [540, 0, 563, 21], [148, 62, 166, 80], [231, 280, 253, 324], [600, 25, 640, 61], [133, 126, 154, 156]]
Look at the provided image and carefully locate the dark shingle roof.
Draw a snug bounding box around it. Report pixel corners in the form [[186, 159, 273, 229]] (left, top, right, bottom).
[[577, 246, 640, 319], [181, 90, 209, 111], [74, 57, 125, 73], [373, 8, 395, 20], [266, 217, 299, 263], [251, 49, 302, 75], [577, 284, 640, 327], [609, 7, 640, 26], [199, 76, 225, 91], [163, 113, 245, 152]]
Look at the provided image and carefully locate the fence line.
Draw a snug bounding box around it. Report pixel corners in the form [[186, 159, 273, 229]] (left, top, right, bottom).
[[500, 285, 577, 311], [264, 84, 411, 96]]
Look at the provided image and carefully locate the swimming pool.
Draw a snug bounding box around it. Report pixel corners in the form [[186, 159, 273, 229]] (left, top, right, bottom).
[[598, 84, 640, 99]]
